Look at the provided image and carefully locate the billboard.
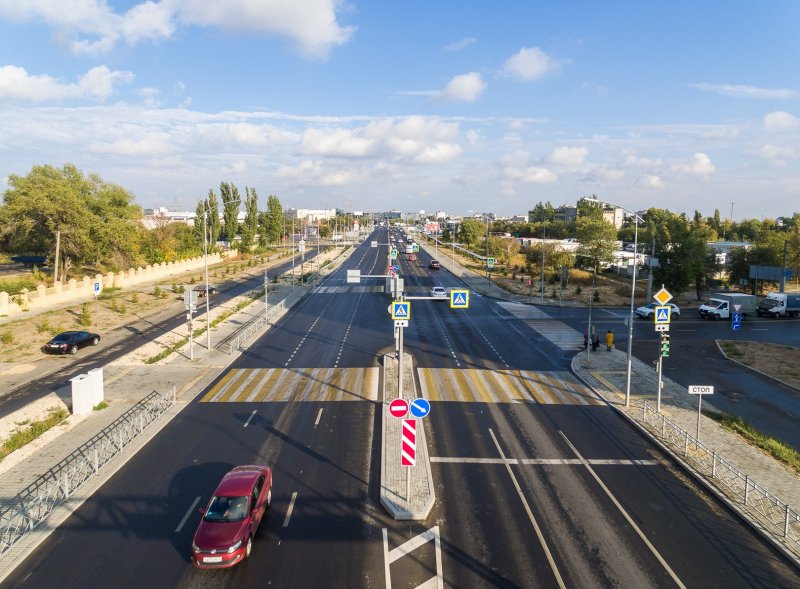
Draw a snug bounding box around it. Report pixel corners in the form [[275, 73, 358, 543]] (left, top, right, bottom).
[[425, 222, 441, 234]]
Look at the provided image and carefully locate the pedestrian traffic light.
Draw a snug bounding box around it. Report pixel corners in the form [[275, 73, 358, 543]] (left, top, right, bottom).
[[660, 334, 670, 357]]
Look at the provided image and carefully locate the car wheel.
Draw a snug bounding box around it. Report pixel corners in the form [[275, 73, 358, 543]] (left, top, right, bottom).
[[712, 313, 719, 321], [246, 536, 253, 558], [92, 336, 99, 345], [266, 486, 272, 509], [69, 345, 78, 355]]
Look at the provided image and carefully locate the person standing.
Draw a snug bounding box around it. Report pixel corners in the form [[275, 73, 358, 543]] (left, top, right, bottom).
[[591, 332, 600, 352], [605, 329, 614, 351]]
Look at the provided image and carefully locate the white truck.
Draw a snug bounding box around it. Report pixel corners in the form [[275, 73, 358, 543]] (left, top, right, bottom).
[[697, 293, 757, 320], [756, 292, 800, 318]]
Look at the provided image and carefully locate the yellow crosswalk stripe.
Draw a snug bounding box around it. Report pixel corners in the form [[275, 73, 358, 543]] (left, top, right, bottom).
[[200, 367, 380, 402], [414, 369, 602, 405]]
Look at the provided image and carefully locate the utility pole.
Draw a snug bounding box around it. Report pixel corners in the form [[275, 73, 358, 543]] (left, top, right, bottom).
[[53, 230, 61, 284], [540, 222, 546, 303]]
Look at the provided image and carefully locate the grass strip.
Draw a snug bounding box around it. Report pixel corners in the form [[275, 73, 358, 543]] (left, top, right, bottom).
[[0, 408, 69, 461], [704, 410, 800, 474]]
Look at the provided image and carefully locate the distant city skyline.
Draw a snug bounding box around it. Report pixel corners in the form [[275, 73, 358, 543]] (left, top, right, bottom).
[[1, 2, 798, 221]]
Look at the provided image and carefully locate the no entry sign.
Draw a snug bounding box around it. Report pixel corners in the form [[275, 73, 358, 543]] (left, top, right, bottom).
[[388, 398, 409, 418], [401, 419, 416, 466]]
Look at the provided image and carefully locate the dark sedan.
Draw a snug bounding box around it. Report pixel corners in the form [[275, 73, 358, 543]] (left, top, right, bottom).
[[42, 331, 101, 355], [193, 284, 217, 298]]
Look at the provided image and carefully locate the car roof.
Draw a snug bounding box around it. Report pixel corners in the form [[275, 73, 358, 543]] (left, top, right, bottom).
[[213, 467, 264, 496]]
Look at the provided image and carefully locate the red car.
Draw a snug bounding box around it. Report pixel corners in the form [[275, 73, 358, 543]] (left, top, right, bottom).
[[191, 465, 272, 569]]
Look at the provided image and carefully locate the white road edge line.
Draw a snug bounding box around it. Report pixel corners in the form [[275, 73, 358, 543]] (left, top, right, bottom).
[[558, 430, 687, 589], [243, 410, 257, 428], [489, 428, 566, 589], [175, 496, 201, 533], [283, 491, 298, 528], [314, 408, 324, 428], [382, 528, 392, 589]]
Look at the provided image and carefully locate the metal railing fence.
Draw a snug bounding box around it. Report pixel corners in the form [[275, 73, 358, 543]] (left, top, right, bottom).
[[640, 401, 800, 557], [0, 390, 174, 556]]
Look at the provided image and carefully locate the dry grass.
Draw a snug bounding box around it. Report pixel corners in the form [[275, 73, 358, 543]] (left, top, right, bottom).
[[719, 341, 800, 390]]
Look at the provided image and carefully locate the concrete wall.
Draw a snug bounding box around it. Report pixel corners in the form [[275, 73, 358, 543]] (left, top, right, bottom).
[[0, 253, 222, 318]]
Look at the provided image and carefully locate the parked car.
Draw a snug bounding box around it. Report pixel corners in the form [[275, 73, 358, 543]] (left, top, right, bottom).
[[193, 284, 217, 298], [42, 331, 100, 355], [635, 302, 681, 320], [430, 286, 448, 300], [428, 260, 441, 269], [408, 253, 417, 261], [192, 465, 273, 569]]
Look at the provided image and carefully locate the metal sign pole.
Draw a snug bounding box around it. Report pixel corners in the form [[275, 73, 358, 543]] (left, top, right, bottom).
[[696, 395, 703, 443], [264, 270, 269, 322], [189, 312, 194, 361], [656, 354, 663, 412]]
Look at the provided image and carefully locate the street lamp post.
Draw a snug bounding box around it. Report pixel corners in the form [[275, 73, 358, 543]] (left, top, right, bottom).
[[584, 197, 642, 407]]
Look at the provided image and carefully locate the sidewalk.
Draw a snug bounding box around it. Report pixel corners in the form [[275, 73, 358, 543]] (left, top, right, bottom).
[[572, 348, 800, 563]]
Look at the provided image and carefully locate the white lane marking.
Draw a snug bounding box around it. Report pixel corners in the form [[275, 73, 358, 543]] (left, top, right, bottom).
[[750, 328, 769, 331], [314, 408, 323, 428], [430, 457, 658, 465], [243, 410, 257, 428], [558, 430, 687, 589], [383, 526, 444, 589], [175, 496, 201, 533], [283, 491, 298, 527], [489, 429, 566, 589]]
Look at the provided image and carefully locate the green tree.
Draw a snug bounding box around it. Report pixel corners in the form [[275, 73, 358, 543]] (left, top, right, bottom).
[[194, 199, 206, 248], [457, 218, 486, 249], [240, 186, 259, 252], [575, 217, 617, 273], [207, 189, 221, 247], [220, 182, 241, 247], [264, 195, 283, 243]]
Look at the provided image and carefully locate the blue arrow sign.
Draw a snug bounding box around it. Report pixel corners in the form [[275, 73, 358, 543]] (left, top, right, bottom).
[[393, 264, 399, 272], [732, 321, 741, 331], [409, 398, 430, 419], [731, 313, 743, 323]]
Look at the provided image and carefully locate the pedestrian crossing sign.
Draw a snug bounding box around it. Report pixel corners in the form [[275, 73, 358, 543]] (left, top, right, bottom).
[[391, 301, 411, 320], [450, 289, 469, 309], [655, 305, 671, 324]]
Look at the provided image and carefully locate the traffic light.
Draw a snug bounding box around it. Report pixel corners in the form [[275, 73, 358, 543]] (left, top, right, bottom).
[[660, 334, 670, 357]]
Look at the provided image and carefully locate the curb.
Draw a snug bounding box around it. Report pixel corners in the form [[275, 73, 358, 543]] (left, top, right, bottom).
[[714, 339, 800, 392]]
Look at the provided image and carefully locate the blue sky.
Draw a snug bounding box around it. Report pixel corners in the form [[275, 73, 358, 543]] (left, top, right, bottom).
[[0, 1, 798, 221]]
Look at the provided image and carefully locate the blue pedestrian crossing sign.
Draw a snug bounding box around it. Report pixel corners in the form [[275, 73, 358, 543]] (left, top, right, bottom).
[[410, 398, 431, 419], [450, 289, 469, 309], [654, 305, 671, 324], [391, 301, 411, 320], [390, 248, 398, 259]]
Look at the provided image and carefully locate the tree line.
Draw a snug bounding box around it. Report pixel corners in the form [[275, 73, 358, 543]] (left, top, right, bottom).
[[0, 163, 346, 280]]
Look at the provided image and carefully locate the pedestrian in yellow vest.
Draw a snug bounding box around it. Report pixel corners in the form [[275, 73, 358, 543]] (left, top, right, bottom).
[[605, 330, 614, 351]]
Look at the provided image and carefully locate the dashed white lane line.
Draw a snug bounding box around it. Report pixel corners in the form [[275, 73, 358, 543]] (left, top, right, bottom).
[[175, 496, 201, 533], [243, 410, 257, 428], [283, 491, 298, 527], [314, 408, 323, 428]]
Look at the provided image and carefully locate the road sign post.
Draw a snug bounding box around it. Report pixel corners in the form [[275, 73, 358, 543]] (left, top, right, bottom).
[[688, 385, 714, 444]]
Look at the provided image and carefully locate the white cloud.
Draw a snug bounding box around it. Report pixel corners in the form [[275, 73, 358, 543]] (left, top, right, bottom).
[[139, 87, 161, 108], [301, 127, 377, 157], [754, 144, 795, 164], [221, 160, 248, 174], [690, 83, 797, 100], [671, 152, 715, 177], [444, 37, 476, 51], [89, 134, 175, 156], [502, 47, 560, 81], [0, 65, 133, 101], [763, 111, 799, 132], [415, 143, 462, 164], [624, 155, 663, 168], [641, 175, 665, 188], [439, 72, 486, 103], [0, 0, 353, 58], [547, 146, 588, 167]]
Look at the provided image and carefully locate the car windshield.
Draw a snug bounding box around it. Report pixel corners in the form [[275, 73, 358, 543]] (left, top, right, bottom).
[[761, 298, 779, 308], [204, 495, 249, 522]]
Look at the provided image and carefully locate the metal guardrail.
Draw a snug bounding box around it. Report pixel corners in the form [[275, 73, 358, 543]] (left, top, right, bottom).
[[0, 390, 174, 556], [640, 401, 800, 558], [220, 288, 306, 354]]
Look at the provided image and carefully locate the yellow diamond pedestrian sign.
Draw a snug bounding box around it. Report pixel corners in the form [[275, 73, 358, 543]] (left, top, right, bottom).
[[653, 287, 673, 305], [450, 289, 469, 309], [655, 305, 671, 324], [391, 301, 410, 320]]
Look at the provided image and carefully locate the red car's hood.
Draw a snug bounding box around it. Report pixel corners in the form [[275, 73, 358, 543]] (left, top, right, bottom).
[[193, 518, 249, 551]]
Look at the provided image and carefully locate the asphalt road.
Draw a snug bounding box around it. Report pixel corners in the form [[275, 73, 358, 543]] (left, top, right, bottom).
[[0, 249, 325, 419], [548, 304, 800, 449], [5, 228, 799, 588]]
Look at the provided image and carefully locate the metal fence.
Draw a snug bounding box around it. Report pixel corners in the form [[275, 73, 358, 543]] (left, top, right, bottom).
[[219, 287, 307, 354], [0, 390, 174, 556], [640, 401, 800, 558]]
